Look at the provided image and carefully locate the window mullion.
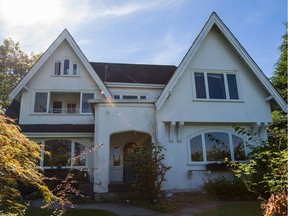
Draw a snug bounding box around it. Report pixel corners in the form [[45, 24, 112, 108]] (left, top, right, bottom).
[[202, 134, 207, 162], [204, 73, 209, 99], [223, 73, 230, 99], [229, 133, 234, 161]]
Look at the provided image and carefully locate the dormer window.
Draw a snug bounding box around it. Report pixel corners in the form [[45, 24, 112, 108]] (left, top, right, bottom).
[[54, 58, 78, 76]]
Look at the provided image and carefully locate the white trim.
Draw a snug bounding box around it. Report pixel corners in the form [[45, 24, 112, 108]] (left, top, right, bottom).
[[24, 132, 94, 138], [105, 82, 166, 89]]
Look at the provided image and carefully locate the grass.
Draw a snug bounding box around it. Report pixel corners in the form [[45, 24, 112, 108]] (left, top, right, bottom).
[[25, 207, 118, 216], [199, 201, 262, 216]]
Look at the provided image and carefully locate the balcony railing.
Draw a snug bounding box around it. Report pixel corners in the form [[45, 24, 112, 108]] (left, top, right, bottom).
[[48, 108, 80, 114]]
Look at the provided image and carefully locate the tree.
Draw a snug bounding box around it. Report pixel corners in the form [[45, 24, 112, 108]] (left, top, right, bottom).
[[124, 142, 171, 202], [0, 110, 59, 215], [0, 38, 41, 110]]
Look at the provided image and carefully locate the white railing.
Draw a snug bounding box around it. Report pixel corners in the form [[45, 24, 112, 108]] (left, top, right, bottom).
[[48, 108, 80, 114]]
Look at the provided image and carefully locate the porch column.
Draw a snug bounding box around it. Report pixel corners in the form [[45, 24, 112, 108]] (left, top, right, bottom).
[[93, 105, 110, 193]]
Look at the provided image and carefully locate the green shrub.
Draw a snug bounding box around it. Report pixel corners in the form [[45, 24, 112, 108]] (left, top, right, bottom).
[[202, 176, 256, 200]]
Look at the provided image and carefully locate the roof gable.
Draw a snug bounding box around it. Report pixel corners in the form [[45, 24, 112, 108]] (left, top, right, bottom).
[[9, 29, 111, 100], [155, 12, 287, 112]]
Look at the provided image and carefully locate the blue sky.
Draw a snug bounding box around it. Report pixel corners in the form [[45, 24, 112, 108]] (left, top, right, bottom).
[[0, 0, 286, 77]]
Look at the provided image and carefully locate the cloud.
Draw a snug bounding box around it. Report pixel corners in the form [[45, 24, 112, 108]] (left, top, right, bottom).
[[0, 0, 184, 55]]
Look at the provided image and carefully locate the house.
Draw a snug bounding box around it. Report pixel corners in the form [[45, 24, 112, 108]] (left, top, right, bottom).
[[7, 12, 287, 195]]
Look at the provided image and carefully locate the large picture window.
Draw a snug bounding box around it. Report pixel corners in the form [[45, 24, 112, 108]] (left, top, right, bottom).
[[43, 140, 86, 168], [194, 72, 239, 100], [189, 131, 245, 162]]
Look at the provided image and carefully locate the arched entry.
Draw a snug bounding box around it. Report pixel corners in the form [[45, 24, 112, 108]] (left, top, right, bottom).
[[109, 131, 151, 183]]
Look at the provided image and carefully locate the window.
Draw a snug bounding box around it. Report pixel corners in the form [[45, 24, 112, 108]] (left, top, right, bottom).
[[114, 95, 120, 99], [73, 64, 77, 75], [113, 147, 121, 166], [194, 72, 239, 100], [67, 103, 76, 113], [189, 131, 245, 162], [54, 59, 78, 76], [34, 92, 48, 113], [63, 59, 70, 75], [54, 61, 61, 75], [43, 140, 86, 168], [122, 95, 138, 99], [82, 93, 94, 113], [52, 101, 62, 113]]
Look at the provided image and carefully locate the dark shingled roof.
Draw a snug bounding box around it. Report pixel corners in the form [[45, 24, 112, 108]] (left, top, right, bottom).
[[90, 62, 176, 84]]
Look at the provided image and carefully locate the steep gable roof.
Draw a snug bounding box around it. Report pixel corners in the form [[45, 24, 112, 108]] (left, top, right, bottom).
[[91, 62, 176, 84], [9, 29, 111, 101], [155, 12, 287, 112]]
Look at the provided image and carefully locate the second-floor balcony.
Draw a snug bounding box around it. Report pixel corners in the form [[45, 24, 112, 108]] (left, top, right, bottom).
[[34, 91, 94, 115]]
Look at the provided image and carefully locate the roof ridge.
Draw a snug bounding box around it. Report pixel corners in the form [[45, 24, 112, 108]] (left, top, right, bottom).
[[90, 61, 177, 67]]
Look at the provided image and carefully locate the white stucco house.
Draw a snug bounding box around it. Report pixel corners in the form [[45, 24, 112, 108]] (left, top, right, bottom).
[[7, 12, 286, 195]]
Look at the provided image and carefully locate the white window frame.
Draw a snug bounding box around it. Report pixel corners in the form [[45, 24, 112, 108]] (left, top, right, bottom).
[[33, 91, 50, 114], [187, 129, 246, 165], [53, 57, 79, 76], [191, 69, 241, 101], [39, 139, 88, 169]]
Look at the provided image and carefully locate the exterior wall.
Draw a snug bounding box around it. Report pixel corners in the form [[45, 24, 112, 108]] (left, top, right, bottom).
[[92, 101, 156, 193], [157, 123, 252, 190], [158, 27, 272, 124], [19, 40, 103, 125]]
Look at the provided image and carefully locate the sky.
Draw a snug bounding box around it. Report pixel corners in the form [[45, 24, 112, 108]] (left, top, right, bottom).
[[0, 0, 286, 78]]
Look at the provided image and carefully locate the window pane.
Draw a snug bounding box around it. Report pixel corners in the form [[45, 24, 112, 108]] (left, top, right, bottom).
[[67, 103, 76, 113], [73, 64, 77, 75], [140, 96, 146, 99], [194, 72, 206, 98], [64, 59, 69, 75], [44, 140, 71, 167], [114, 95, 120, 99], [34, 92, 48, 113], [232, 135, 245, 160], [207, 73, 226, 99], [227, 74, 239, 99], [122, 95, 138, 99], [205, 132, 231, 161], [113, 147, 121, 166], [82, 93, 94, 113], [54, 61, 61, 75], [190, 135, 203, 161], [73, 142, 86, 166]]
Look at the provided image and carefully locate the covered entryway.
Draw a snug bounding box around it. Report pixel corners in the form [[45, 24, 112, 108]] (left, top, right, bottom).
[[109, 131, 151, 191]]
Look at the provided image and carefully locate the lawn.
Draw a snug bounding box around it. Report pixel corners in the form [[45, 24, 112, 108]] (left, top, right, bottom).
[[25, 207, 118, 216], [199, 201, 262, 216]]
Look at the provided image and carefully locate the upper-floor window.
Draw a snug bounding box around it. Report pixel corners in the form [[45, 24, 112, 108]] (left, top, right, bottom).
[[54, 58, 78, 76], [82, 93, 94, 113], [194, 72, 239, 100], [34, 92, 48, 113], [189, 131, 245, 163], [113, 95, 147, 100]]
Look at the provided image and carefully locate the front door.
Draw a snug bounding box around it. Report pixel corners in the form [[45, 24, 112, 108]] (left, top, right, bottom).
[[123, 142, 137, 183]]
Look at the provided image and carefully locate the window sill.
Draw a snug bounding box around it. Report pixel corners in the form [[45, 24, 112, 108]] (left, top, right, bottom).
[[30, 113, 93, 116], [192, 99, 244, 103], [51, 75, 80, 78]]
